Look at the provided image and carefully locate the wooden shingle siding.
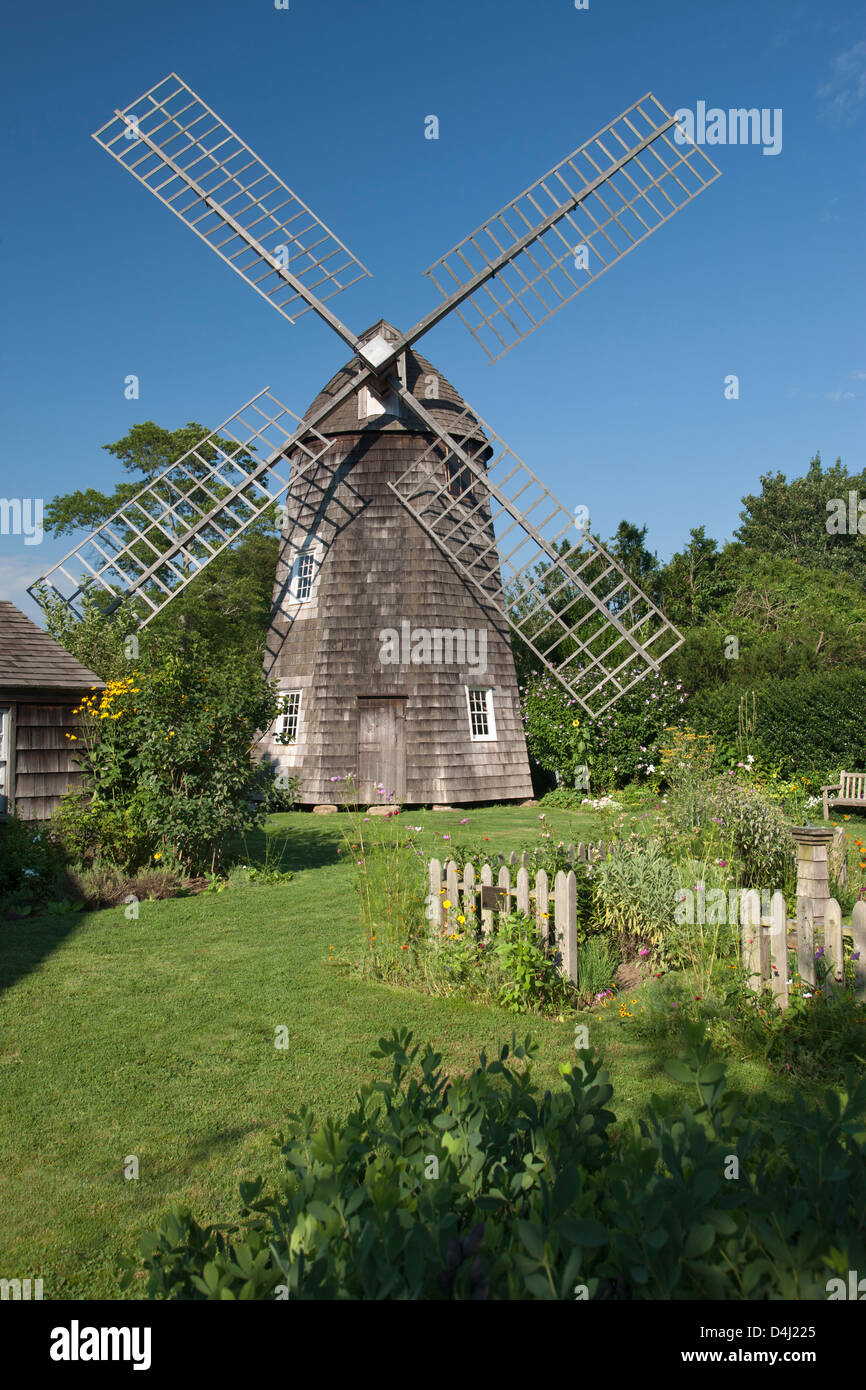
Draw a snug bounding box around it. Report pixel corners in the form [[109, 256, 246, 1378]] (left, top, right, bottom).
[[261, 328, 533, 806], [1, 602, 103, 821], [13, 702, 86, 820]]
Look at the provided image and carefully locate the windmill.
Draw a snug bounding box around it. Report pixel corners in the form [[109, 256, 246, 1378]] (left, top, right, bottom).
[[30, 75, 720, 807]]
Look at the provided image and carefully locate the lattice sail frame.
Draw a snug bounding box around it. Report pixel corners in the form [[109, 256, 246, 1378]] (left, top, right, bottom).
[[388, 397, 683, 718], [422, 93, 720, 361], [92, 73, 371, 326], [29, 392, 335, 625]]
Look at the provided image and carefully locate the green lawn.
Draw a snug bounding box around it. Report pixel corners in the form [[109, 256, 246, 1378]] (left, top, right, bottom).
[[0, 804, 853, 1299]]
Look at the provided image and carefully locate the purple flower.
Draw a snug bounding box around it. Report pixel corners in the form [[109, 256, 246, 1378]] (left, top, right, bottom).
[[815, 946, 824, 959]]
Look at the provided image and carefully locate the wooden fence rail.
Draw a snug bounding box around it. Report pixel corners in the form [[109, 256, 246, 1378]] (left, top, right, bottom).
[[428, 857, 866, 1003], [741, 891, 866, 1007]]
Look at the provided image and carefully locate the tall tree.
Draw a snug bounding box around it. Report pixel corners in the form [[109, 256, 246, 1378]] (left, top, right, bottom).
[[735, 454, 866, 585], [42, 421, 280, 664]]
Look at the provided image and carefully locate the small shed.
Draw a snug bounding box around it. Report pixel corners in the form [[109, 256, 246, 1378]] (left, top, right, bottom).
[[0, 601, 104, 821]]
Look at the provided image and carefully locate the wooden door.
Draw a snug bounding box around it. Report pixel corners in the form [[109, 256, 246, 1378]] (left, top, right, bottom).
[[357, 698, 406, 804]]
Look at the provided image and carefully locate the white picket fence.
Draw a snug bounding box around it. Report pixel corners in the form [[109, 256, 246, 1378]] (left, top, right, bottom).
[[741, 891, 866, 1008], [428, 853, 610, 985], [428, 855, 866, 1003]]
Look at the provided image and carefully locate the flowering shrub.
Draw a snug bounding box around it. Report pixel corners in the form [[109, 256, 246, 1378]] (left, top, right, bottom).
[[520, 670, 688, 791], [55, 649, 280, 875]]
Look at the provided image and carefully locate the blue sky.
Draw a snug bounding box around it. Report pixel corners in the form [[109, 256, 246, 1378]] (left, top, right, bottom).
[[1, 0, 864, 623]]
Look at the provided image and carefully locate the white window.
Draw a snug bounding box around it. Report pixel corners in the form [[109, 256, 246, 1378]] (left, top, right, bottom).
[[295, 551, 316, 601], [275, 692, 302, 744], [289, 545, 319, 603], [0, 707, 9, 813], [466, 687, 496, 741]]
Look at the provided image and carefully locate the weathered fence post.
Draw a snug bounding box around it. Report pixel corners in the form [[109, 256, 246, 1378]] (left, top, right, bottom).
[[480, 862, 494, 936], [517, 865, 530, 919], [535, 868, 549, 945], [796, 895, 816, 990], [824, 897, 844, 995], [463, 860, 476, 925], [445, 859, 459, 914], [769, 890, 788, 1008], [852, 900, 866, 1001], [741, 889, 763, 992], [498, 864, 512, 916], [428, 858, 442, 928], [554, 868, 578, 985]]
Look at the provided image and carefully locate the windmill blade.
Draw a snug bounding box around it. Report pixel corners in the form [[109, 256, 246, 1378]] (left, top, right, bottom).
[[29, 391, 336, 628], [92, 74, 369, 346], [387, 384, 682, 718], [417, 93, 720, 362]]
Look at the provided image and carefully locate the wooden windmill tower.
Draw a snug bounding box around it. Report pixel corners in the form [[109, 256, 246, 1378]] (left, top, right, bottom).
[[30, 76, 720, 807]]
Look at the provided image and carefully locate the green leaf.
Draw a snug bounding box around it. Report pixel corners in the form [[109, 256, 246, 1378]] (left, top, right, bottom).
[[684, 1223, 716, 1259], [516, 1221, 546, 1260], [664, 1059, 695, 1084], [558, 1217, 608, 1248]]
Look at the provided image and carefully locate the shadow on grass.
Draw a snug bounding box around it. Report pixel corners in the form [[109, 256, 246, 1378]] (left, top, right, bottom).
[[0, 909, 91, 998], [231, 819, 345, 874]]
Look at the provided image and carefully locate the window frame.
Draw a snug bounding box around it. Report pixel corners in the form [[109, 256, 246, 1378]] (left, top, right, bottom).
[[465, 686, 497, 742], [274, 691, 302, 745], [290, 545, 319, 604]]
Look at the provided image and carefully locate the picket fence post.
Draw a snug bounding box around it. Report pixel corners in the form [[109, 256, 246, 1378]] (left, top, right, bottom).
[[480, 862, 494, 936], [824, 898, 844, 995], [852, 900, 866, 1001], [797, 896, 816, 990], [769, 890, 788, 1008], [428, 858, 442, 928], [535, 868, 549, 945], [741, 889, 763, 992], [554, 869, 578, 985]]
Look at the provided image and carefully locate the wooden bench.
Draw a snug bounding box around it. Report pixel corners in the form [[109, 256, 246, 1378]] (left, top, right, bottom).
[[822, 771, 866, 820]]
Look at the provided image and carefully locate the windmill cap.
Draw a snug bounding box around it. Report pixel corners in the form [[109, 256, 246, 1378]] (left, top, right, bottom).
[[299, 319, 487, 441]]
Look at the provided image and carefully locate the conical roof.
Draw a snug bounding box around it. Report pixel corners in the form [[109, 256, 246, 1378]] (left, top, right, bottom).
[[301, 320, 485, 441]]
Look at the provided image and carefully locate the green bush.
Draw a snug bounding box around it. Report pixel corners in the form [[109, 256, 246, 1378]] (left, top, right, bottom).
[[576, 936, 619, 1007], [591, 837, 680, 959], [487, 912, 575, 1015], [688, 670, 866, 773], [123, 1024, 866, 1300], [521, 670, 687, 791], [711, 779, 795, 891], [59, 649, 281, 875], [0, 815, 69, 905]]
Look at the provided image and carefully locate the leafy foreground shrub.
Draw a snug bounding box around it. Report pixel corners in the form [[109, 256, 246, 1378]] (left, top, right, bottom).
[[123, 1025, 866, 1300]]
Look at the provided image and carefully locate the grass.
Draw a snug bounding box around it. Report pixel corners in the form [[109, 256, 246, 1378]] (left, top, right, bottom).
[[1, 803, 858, 1299]]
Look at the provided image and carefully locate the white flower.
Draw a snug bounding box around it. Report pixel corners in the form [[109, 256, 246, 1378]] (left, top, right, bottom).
[[747, 754, 754, 764], [646, 764, 655, 774]]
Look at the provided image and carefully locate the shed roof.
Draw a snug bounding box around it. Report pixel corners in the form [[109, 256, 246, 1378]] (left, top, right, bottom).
[[0, 601, 105, 692], [301, 320, 486, 442]]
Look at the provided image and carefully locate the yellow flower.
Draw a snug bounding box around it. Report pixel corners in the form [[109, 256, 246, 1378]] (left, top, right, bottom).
[[457, 915, 466, 924], [442, 899, 451, 909], [153, 852, 162, 861]]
